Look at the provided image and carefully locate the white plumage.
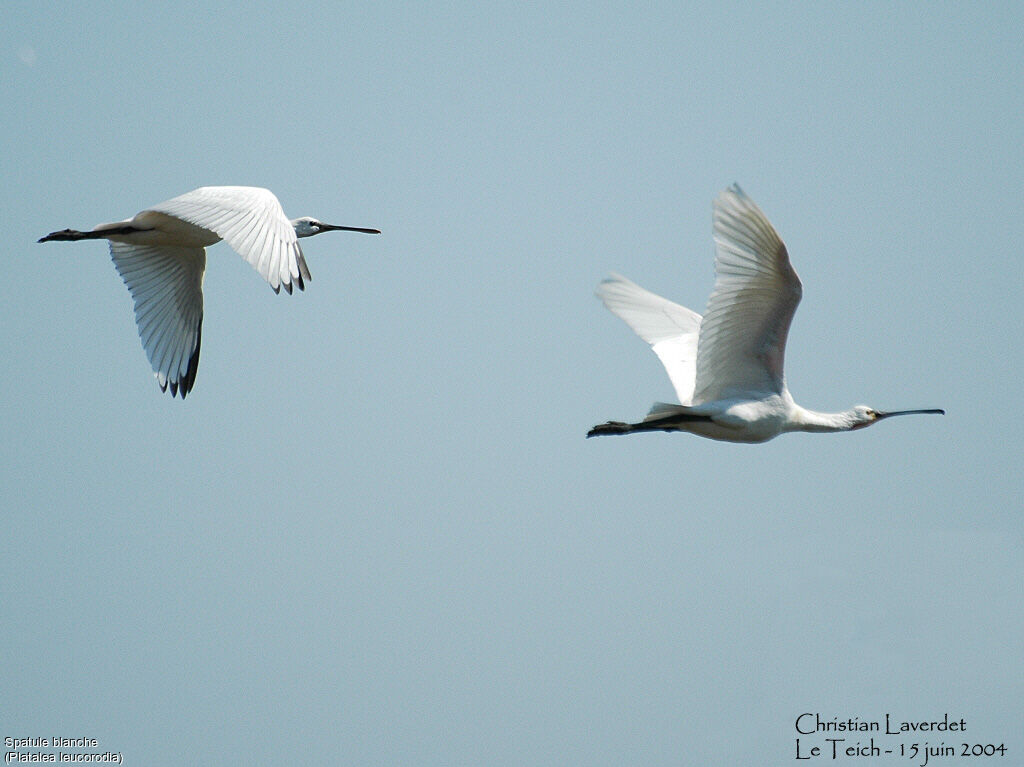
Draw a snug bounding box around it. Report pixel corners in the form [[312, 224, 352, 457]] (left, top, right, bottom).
[[589, 184, 943, 442], [39, 185, 380, 398], [594, 273, 701, 405]]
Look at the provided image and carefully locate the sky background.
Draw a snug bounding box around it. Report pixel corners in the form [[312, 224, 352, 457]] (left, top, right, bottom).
[[2, 2, 1021, 765]]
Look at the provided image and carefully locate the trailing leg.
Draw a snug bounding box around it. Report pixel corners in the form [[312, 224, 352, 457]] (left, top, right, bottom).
[[38, 224, 145, 243], [587, 410, 712, 438]]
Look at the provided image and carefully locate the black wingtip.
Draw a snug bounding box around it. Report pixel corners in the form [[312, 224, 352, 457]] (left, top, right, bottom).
[[160, 317, 201, 400], [179, 319, 202, 398]]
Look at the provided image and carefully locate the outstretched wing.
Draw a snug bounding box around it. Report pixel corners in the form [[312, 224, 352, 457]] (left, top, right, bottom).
[[596, 272, 702, 404], [146, 186, 310, 294], [110, 242, 205, 398], [691, 184, 802, 404]]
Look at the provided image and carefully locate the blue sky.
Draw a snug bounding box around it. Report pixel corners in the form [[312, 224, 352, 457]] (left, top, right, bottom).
[[2, 2, 1021, 765]]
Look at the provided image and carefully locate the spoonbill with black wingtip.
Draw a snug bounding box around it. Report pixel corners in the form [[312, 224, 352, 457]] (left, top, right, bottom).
[[39, 185, 380, 398]]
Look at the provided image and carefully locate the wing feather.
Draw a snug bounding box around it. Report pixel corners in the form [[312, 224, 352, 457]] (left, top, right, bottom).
[[691, 184, 802, 404], [110, 242, 205, 398], [147, 186, 306, 293], [596, 272, 702, 404]]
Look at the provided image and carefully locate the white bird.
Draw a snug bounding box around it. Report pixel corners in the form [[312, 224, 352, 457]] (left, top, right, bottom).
[[39, 185, 380, 398], [588, 184, 943, 442]]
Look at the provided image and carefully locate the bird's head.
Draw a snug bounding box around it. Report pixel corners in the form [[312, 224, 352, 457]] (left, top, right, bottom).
[[290, 216, 381, 239], [849, 404, 945, 430], [291, 217, 329, 238]]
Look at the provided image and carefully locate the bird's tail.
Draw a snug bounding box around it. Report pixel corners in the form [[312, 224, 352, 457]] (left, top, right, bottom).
[[645, 402, 690, 419]]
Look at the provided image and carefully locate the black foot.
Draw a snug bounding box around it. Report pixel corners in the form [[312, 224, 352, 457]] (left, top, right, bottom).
[[586, 421, 634, 438]]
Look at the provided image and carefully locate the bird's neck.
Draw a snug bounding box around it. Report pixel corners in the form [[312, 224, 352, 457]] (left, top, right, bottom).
[[787, 406, 856, 433]]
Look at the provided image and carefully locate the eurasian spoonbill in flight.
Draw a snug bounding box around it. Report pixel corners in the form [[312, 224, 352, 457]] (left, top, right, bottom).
[[39, 185, 380, 398], [587, 184, 943, 442]]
